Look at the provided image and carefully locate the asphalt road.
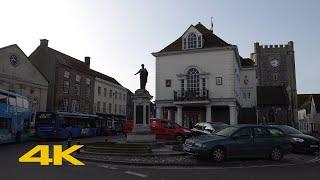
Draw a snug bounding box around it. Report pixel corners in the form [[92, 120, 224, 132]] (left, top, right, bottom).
[[0, 139, 319, 180]]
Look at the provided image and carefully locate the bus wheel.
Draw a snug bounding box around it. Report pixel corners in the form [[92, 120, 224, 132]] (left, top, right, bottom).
[[16, 132, 21, 143]]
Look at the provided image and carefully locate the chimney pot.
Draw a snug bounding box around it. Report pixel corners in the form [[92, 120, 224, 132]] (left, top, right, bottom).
[[40, 39, 48, 47], [85, 56, 90, 68]]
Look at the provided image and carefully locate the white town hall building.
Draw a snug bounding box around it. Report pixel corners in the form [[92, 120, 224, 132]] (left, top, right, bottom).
[[152, 23, 256, 128]]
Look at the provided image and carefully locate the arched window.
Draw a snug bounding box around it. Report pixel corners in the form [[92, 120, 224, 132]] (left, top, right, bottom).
[[187, 33, 197, 49], [187, 68, 200, 95]]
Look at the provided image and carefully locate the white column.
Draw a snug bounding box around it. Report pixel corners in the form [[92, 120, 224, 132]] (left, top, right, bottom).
[[167, 109, 172, 120], [156, 107, 163, 118], [206, 105, 212, 122], [229, 105, 238, 125], [176, 106, 183, 126]]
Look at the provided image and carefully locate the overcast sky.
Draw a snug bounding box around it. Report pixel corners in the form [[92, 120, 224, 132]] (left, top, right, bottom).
[[1, 0, 319, 97]]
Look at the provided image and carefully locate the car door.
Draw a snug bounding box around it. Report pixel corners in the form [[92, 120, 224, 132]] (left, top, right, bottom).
[[228, 127, 254, 158], [252, 127, 272, 157]]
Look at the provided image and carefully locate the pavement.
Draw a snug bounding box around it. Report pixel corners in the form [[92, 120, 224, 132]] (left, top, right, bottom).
[[0, 136, 320, 180]]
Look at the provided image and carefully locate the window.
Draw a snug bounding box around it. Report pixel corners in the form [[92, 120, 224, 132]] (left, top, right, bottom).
[[253, 127, 269, 138], [202, 78, 206, 96], [0, 93, 8, 104], [248, 92, 251, 99], [75, 84, 80, 96], [98, 86, 101, 96], [109, 90, 112, 98], [103, 102, 106, 113], [71, 100, 79, 112], [272, 73, 279, 81], [109, 103, 112, 113], [97, 101, 101, 112], [183, 38, 187, 49], [86, 78, 91, 85], [8, 96, 16, 106], [187, 33, 197, 49], [165, 80, 171, 87], [115, 91, 117, 99], [180, 79, 185, 96], [115, 104, 117, 114], [267, 128, 285, 137], [232, 128, 252, 139], [216, 77, 223, 85], [119, 105, 121, 114], [197, 36, 202, 48], [104, 88, 107, 97], [243, 92, 246, 99], [123, 94, 126, 100], [64, 71, 70, 78], [187, 68, 200, 95], [63, 98, 68, 111], [119, 93, 122, 100], [85, 102, 90, 113], [63, 81, 69, 93], [76, 75, 81, 82]]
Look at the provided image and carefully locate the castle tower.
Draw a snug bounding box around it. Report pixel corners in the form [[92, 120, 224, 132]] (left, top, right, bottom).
[[251, 41, 298, 125]]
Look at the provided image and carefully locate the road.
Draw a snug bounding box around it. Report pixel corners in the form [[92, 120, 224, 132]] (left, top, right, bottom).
[[0, 139, 319, 180]]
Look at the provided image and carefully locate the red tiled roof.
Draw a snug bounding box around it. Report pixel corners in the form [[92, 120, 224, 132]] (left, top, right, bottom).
[[158, 23, 231, 53]]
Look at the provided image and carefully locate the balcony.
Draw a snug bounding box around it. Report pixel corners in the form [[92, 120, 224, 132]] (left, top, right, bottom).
[[174, 89, 209, 102]]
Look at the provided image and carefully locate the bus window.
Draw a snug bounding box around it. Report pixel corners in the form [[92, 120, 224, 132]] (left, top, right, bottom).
[[0, 118, 10, 129], [8, 96, 16, 106], [36, 113, 54, 124], [17, 97, 23, 108], [0, 93, 7, 104], [23, 99, 29, 109]]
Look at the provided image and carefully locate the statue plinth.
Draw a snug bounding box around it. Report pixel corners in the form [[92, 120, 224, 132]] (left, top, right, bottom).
[[126, 89, 156, 143]]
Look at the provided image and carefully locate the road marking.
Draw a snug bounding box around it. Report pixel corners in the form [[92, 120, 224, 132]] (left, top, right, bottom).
[[125, 171, 148, 178], [99, 165, 118, 170]]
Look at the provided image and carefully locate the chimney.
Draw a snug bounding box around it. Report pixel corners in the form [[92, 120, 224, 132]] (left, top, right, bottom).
[[85, 56, 90, 68], [40, 39, 48, 47]]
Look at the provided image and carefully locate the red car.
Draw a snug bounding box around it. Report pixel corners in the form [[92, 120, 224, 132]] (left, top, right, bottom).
[[123, 118, 192, 141]]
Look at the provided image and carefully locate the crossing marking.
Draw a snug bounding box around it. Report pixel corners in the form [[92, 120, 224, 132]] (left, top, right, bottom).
[[125, 171, 148, 178]]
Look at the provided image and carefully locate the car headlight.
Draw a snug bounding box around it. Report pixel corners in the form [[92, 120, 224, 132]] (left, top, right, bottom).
[[292, 137, 304, 143], [194, 143, 207, 148]]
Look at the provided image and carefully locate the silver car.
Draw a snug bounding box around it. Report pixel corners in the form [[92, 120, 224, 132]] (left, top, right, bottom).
[[191, 122, 229, 136]]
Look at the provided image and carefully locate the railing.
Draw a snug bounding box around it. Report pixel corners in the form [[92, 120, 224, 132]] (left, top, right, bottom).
[[173, 89, 209, 101]]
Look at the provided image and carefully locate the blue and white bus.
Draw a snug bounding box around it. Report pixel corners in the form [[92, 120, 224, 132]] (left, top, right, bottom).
[[35, 112, 104, 139], [0, 89, 32, 144]]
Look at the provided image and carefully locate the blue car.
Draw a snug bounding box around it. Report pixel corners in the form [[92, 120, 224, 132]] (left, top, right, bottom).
[[184, 125, 292, 162]]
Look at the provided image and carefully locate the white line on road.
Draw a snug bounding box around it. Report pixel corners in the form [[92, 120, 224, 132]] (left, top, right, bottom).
[[125, 171, 148, 178], [99, 165, 118, 170]]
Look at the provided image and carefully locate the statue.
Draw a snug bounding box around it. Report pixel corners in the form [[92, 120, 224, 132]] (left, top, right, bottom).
[[134, 64, 148, 90]]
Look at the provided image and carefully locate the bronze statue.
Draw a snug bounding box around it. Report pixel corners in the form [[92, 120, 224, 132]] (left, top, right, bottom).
[[134, 64, 148, 90]]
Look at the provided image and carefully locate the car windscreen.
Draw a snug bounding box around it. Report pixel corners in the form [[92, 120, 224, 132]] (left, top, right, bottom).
[[215, 127, 238, 137], [212, 123, 228, 131], [278, 126, 302, 135]]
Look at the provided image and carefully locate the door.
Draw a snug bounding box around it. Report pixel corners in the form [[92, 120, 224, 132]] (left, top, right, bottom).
[[184, 112, 200, 129], [252, 127, 272, 157], [228, 127, 254, 158]]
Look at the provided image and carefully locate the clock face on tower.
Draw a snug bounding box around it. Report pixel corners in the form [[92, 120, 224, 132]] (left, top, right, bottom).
[[270, 59, 279, 67]]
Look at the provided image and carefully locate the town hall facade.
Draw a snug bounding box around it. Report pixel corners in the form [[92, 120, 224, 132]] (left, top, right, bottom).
[[153, 22, 297, 128]]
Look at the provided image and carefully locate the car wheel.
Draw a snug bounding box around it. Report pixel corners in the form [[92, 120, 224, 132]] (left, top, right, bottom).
[[270, 147, 283, 161], [212, 147, 225, 162], [175, 134, 184, 142]]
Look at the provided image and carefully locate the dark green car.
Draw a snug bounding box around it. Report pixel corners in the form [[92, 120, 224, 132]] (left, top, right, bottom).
[[184, 125, 292, 162]]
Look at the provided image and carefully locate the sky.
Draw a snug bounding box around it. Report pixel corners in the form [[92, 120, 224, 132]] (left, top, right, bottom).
[[0, 0, 319, 97]]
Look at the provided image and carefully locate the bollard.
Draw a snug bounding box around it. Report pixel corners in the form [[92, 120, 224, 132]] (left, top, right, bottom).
[[67, 137, 71, 148], [76, 141, 81, 153]]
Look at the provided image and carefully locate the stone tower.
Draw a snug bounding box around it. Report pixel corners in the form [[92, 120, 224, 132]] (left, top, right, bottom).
[[251, 41, 298, 125]]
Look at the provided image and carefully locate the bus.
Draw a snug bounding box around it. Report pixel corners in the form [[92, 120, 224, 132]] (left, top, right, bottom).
[[0, 89, 32, 144], [35, 112, 105, 139]]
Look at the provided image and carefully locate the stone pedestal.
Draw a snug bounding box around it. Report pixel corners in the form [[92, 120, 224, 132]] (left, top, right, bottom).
[[126, 89, 156, 142]]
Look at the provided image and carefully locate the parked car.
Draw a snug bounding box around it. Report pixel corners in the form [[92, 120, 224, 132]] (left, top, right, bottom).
[[270, 125, 320, 154], [191, 122, 229, 136], [123, 118, 192, 141], [184, 125, 292, 162]]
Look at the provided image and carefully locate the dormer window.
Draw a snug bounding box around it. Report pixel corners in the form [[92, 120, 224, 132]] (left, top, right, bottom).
[[182, 32, 203, 50]]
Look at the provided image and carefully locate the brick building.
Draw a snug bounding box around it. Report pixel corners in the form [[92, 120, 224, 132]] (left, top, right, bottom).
[[29, 39, 94, 113]]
